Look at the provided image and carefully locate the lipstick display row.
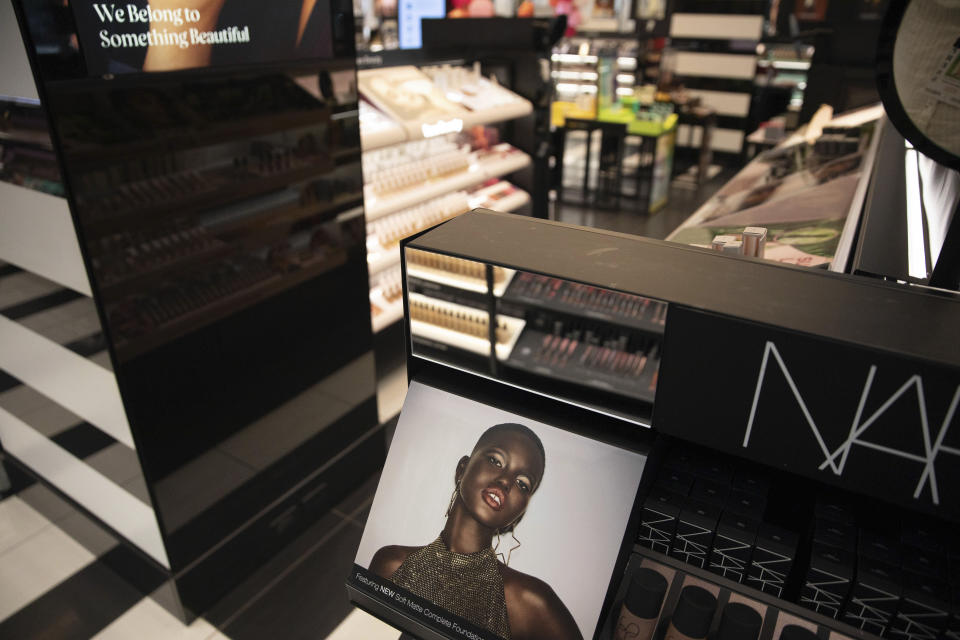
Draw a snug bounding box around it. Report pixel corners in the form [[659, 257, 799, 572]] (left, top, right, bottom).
[[507, 271, 667, 331], [530, 332, 659, 384]]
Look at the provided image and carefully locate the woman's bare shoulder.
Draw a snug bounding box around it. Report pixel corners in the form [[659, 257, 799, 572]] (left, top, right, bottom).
[[500, 565, 583, 640], [369, 545, 419, 579]]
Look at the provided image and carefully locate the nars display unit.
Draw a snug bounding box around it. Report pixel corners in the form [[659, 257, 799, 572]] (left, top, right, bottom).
[[347, 209, 960, 640], [8, 0, 384, 621]]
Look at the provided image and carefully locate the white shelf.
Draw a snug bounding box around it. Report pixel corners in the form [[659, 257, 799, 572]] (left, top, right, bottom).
[[364, 146, 531, 221], [368, 245, 402, 278], [0, 182, 92, 297], [406, 264, 517, 298], [370, 287, 404, 334]]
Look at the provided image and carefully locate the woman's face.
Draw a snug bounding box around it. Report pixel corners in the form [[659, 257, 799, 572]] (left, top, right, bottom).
[[457, 431, 544, 531]]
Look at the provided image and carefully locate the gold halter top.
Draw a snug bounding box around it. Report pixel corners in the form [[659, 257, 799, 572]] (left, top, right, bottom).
[[390, 536, 511, 639]]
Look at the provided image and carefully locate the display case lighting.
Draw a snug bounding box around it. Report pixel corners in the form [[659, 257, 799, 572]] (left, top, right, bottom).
[[552, 70, 599, 81], [421, 118, 464, 138], [551, 53, 599, 64], [904, 144, 929, 280]]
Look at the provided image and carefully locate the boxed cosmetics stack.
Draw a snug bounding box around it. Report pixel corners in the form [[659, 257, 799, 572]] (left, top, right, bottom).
[[636, 445, 960, 639], [357, 62, 534, 335], [801, 500, 960, 639]]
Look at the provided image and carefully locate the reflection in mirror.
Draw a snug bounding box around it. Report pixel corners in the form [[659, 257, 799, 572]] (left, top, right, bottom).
[[880, 0, 960, 165], [404, 247, 666, 426]]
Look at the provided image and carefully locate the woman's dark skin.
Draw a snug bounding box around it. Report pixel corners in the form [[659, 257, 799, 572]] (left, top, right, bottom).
[[371, 430, 583, 640]]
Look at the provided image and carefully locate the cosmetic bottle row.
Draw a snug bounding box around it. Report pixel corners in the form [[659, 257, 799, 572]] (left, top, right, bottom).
[[638, 445, 960, 640], [406, 248, 513, 293], [407, 292, 525, 360], [106, 218, 350, 352], [76, 135, 331, 221], [362, 136, 462, 174], [90, 224, 225, 286], [609, 553, 854, 640], [367, 148, 471, 196], [58, 74, 332, 151], [368, 192, 469, 249]]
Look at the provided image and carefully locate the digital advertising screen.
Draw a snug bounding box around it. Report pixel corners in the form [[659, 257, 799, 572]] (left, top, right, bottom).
[[69, 0, 334, 75], [351, 381, 647, 640]]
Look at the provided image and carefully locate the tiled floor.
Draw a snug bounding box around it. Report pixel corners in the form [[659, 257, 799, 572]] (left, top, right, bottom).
[[0, 457, 402, 640], [0, 164, 728, 638]]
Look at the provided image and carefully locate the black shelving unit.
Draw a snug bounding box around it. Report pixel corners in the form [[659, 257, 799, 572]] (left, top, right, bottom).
[[371, 207, 960, 640]]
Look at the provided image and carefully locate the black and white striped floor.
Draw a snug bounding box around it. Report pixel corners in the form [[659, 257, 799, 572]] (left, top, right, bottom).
[[0, 263, 401, 639]]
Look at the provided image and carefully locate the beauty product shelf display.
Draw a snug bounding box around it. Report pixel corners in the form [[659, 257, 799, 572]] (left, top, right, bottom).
[[667, 106, 883, 270], [367, 180, 527, 334], [0, 99, 62, 196], [358, 63, 534, 336], [403, 246, 665, 422], [362, 138, 531, 221], [406, 248, 516, 297], [365, 176, 528, 272], [58, 75, 352, 167], [634, 443, 960, 640], [551, 38, 656, 127], [408, 292, 525, 360], [108, 218, 354, 361], [357, 64, 532, 149], [51, 79, 368, 362]]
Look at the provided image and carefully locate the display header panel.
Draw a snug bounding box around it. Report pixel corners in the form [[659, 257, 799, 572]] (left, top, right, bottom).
[[351, 380, 647, 640], [69, 0, 334, 75]]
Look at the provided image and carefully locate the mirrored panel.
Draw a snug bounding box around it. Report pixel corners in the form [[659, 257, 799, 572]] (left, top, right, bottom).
[[404, 247, 665, 425]]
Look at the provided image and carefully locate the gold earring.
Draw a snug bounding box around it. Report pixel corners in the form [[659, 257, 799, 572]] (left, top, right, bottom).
[[445, 483, 461, 517], [504, 529, 521, 566]]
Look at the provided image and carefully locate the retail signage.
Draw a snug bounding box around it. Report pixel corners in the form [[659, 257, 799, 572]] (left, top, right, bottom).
[[654, 306, 960, 522], [350, 381, 647, 640], [69, 0, 334, 75]]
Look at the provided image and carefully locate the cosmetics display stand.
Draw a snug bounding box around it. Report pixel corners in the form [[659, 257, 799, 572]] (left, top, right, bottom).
[[667, 104, 885, 271], [358, 63, 535, 337], [8, 0, 387, 623], [347, 208, 959, 640]]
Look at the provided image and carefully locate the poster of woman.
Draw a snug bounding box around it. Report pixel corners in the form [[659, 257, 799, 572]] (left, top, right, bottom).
[[353, 381, 648, 640]]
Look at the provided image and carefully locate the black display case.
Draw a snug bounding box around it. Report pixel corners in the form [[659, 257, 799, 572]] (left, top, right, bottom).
[[11, 0, 384, 621], [347, 208, 960, 640]]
